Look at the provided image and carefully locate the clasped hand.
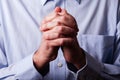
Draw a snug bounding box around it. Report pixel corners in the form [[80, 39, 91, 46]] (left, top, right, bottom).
[[33, 7, 85, 71]]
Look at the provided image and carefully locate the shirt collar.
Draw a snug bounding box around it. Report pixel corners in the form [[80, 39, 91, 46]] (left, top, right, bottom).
[[76, 0, 81, 4], [40, 0, 81, 6], [40, 0, 52, 6]]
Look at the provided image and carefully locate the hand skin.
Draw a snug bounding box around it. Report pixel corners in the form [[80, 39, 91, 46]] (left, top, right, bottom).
[[33, 7, 62, 72], [33, 7, 86, 74]]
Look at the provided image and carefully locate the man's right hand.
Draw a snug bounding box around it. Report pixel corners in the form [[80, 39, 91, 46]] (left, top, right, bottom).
[[33, 7, 62, 70]]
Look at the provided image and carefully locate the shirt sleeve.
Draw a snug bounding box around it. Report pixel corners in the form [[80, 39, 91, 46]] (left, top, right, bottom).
[[0, 41, 44, 80], [67, 2, 120, 80], [0, 39, 43, 80], [66, 45, 120, 80], [0, 3, 44, 80], [0, 21, 43, 80], [76, 47, 120, 80], [0, 27, 44, 80]]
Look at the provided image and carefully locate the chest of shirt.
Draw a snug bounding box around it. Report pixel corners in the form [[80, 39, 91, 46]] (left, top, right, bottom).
[[0, 0, 118, 63], [1, 0, 117, 34]]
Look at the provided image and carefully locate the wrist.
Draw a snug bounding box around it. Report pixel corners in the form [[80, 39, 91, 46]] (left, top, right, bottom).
[[33, 51, 50, 76], [33, 51, 49, 69], [74, 48, 86, 69]]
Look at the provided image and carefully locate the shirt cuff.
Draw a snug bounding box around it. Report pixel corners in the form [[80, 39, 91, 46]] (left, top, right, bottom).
[[66, 51, 103, 79], [65, 53, 87, 79], [76, 52, 103, 79]]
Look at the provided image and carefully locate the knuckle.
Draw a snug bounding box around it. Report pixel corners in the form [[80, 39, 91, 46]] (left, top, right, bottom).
[[45, 40, 50, 46], [56, 33, 61, 38], [56, 21, 61, 25], [43, 24, 47, 29], [43, 33, 49, 39], [57, 26, 63, 32], [61, 16, 66, 21], [59, 39, 64, 45], [46, 35, 49, 39], [54, 13, 58, 17]]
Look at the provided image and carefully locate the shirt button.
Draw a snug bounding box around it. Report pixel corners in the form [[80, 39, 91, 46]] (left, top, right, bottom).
[[57, 62, 63, 68]]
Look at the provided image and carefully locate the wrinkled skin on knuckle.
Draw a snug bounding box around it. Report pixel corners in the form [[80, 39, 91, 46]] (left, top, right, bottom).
[[59, 38, 65, 46], [57, 26, 64, 33], [61, 16, 67, 21], [44, 34, 49, 40], [56, 33, 62, 38], [55, 21, 61, 26]]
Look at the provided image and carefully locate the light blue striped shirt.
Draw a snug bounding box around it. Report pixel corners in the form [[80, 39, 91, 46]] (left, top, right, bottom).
[[0, 0, 120, 80]]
